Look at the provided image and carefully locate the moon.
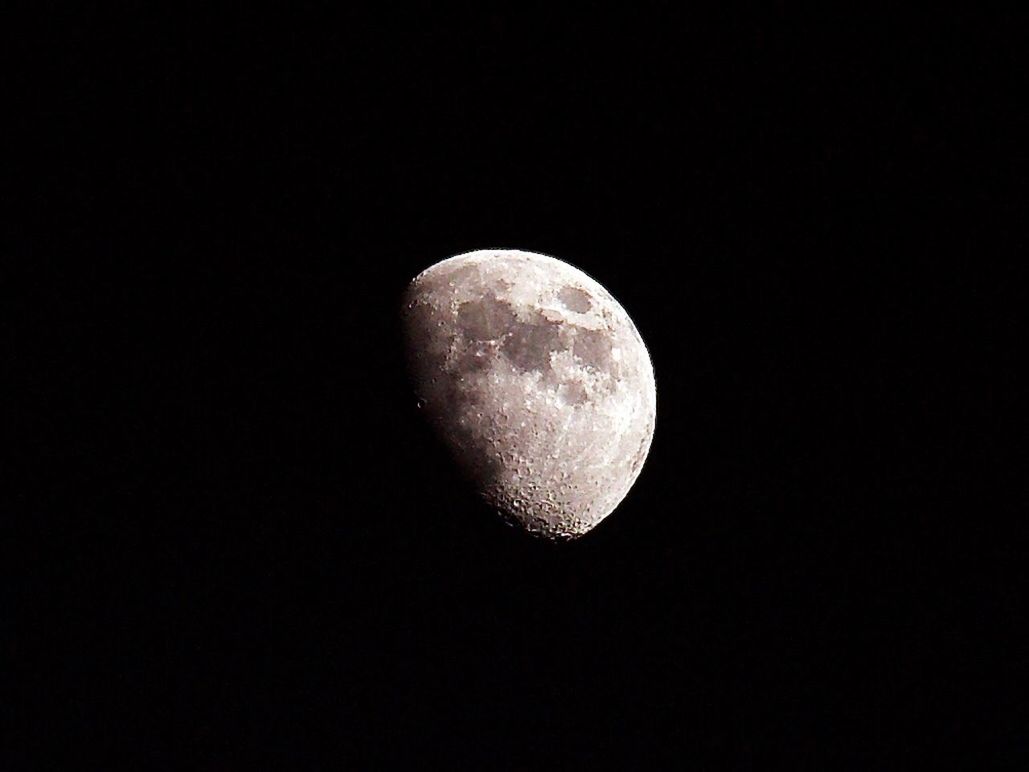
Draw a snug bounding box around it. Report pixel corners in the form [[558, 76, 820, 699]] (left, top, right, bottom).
[[401, 249, 656, 540]]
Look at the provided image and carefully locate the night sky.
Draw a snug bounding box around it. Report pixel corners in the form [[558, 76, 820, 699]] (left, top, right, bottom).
[[8, 6, 1022, 768]]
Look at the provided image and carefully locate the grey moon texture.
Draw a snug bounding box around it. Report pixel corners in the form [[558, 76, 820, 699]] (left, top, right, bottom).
[[402, 249, 656, 540]]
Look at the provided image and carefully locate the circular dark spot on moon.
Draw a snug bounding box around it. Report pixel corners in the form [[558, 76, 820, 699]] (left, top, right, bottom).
[[558, 286, 592, 313], [559, 381, 589, 405]]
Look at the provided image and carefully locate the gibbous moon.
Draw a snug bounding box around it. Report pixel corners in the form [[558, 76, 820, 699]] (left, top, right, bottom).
[[402, 249, 656, 540]]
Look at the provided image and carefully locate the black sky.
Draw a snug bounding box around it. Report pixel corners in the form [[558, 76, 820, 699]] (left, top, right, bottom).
[[6, 6, 1024, 769]]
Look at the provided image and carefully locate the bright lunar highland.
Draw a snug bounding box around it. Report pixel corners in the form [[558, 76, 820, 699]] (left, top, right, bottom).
[[402, 249, 656, 540]]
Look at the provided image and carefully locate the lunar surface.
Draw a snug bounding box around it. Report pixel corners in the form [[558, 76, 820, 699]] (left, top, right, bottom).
[[402, 249, 656, 540]]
